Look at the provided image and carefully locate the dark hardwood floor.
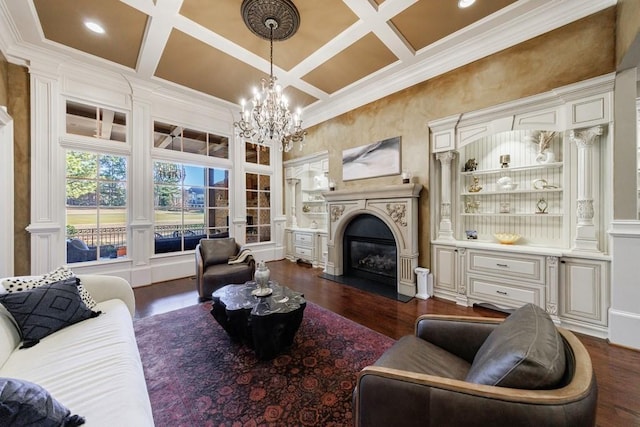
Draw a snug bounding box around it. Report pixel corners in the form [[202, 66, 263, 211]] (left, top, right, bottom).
[[134, 260, 640, 427]]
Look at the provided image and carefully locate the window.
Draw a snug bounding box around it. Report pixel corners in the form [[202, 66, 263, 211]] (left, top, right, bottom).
[[153, 161, 229, 254], [153, 121, 229, 159], [65, 151, 127, 263], [66, 101, 127, 142], [245, 142, 270, 165], [246, 173, 271, 243]]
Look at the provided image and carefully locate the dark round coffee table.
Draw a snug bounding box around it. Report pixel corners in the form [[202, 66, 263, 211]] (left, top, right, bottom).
[[210, 281, 306, 360]]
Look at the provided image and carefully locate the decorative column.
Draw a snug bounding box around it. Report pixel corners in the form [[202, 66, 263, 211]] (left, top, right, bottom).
[[286, 178, 299, 228], [569, 126, 602, 252], [25, 61, 63, 274], [436, 151, 456, 240]]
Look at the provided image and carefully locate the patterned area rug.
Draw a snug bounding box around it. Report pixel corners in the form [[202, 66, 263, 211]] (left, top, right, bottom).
[[134, 302, 394, 426]]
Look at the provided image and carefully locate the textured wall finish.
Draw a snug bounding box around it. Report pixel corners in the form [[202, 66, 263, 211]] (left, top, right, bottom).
[[7, 63, 30, 275], [0, 53, 8, 106], [616, 0, 640, 67], [285, 9, 616, 268]]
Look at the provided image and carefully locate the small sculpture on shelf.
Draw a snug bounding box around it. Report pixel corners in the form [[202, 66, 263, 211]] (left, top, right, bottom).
[[500, 154, 510, 168], [464, 197, 480, 213], [465, 230, 478, 240], [468, 176, 482, 193], [464, 158, 478, 172], [536, 198, 548, 214], [532, 178, 558, 190], [302, 204, 310, 213]]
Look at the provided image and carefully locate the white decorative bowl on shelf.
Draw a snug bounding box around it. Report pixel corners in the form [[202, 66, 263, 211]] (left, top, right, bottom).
[[496, 176, 517, 191], [494, 233, 521, 245]]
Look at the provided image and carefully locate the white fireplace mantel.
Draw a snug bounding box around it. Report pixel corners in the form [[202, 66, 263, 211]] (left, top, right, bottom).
[[324, 184, 422, 297]]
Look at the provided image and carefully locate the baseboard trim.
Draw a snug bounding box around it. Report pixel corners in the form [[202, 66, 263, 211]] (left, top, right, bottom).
[[609, 308, 640, 350]]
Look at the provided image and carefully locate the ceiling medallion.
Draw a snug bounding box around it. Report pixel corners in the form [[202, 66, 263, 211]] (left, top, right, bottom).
[[241, 0, 300, 41], [234, 0, 306, 152]]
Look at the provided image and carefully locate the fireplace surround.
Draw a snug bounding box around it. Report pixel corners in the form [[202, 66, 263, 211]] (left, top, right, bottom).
[[324, 184, 422, 297]]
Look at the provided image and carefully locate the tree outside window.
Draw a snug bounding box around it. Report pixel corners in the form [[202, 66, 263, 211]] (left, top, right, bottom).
[[66, 151, 127, 263]]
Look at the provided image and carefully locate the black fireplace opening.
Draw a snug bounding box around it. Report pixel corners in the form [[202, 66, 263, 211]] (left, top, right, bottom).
[[343, 214, 397, 287]]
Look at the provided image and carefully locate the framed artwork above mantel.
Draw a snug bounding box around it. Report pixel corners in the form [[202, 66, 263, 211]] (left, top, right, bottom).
[[342, 136, 401, 181]]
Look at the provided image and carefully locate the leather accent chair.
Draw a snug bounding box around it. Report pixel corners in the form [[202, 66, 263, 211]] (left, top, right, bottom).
[[353, 304, 597, 427], [195, 238, 255, 302]]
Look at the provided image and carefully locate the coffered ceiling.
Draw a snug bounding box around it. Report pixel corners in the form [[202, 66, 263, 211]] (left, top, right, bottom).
[[0, 0, 615, 127]]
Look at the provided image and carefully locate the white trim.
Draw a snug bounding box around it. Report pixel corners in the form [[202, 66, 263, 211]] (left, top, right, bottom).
[[608, 220, 640, 350], [0, 106, 14, 277]]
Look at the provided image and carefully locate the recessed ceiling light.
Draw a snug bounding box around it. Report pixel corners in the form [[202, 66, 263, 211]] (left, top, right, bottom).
[[84, 21, 105, 34], [458, 0, 476, 8]]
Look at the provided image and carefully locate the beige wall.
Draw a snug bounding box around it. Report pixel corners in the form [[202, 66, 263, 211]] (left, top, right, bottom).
[[4, 60, 30, 275], [0, 53, 8, 107], [285, 8, 616, 268], [616, 0, 640, 67]]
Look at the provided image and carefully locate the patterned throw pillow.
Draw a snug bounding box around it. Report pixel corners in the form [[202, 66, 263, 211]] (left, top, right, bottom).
[[0, 377, 85, 426], [0, 277, 101, 348], [1, 266, 97, 309]]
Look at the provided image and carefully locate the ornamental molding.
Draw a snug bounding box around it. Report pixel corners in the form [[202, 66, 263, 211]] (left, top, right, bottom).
[[330, 205, 345, 222], [386, 203, 407, 227], [436, 151, 456, 164], [577, 199, 595, 221], [569, 126, 603, 147]]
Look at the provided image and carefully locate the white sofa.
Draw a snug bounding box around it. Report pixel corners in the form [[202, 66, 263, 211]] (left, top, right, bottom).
[[0, 274, 154, 426]]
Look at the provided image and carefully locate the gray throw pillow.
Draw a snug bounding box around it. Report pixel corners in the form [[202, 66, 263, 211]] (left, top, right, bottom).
[[200, 238, 238, 268], [0, 277, 101, 349], [1, 266, 98, 310], [0, 377, 85, 426], [465, 303, 566, 389]]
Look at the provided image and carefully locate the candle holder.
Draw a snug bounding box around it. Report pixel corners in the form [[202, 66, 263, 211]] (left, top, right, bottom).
[[401, 169, 412, 184]]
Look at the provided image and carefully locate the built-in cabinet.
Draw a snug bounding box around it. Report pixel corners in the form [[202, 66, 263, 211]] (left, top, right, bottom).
[[284, 152, 329, 268], [429, 75, 614, 338]]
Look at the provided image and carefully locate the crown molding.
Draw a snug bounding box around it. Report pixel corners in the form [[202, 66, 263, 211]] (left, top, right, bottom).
[[303, 0, 616, 128]]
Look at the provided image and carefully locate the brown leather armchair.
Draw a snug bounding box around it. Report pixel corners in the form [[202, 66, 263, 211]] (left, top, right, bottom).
[[195, 238, 255, 302], [353, 304, 597, 427]]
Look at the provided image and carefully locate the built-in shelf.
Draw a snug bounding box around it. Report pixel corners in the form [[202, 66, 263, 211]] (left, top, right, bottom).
[[461, 188, 562, 196], [461, 162, 563, 176], [461, 213, 563, 217]]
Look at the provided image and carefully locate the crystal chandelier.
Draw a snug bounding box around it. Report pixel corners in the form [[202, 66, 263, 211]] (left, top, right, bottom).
[[234, 0, 306, 152]]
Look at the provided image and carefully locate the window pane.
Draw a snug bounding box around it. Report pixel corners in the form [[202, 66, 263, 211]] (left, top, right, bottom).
[[183, 128, 207, 155], [153, 121, 228, 160], [245, 142, 270, 165], [208, 134, 229, 159], [208, 169, 229, 188], [246, 173, 258, 191], [66, 151, 127, 263], [66, 151, 97, 179], [66, 101, 126, 142], [99, 155, 126, 181], [258, 174, 270, 191]]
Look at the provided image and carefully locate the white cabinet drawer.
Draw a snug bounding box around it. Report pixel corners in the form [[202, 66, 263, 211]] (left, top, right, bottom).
[[468, 274, 544, 308], [468, 250, 544, 283], [295, 246, 313, 258], [294, 232, 313, 246]]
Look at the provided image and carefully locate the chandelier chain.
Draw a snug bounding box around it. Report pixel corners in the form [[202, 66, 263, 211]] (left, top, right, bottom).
[[234, 0, 306, 152]]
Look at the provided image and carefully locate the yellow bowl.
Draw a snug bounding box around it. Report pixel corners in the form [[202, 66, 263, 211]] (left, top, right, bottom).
[[494, 233, 521, 244]]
